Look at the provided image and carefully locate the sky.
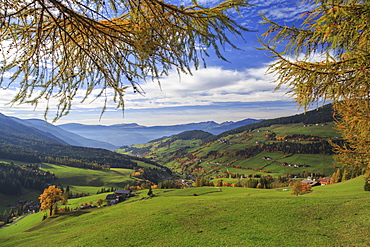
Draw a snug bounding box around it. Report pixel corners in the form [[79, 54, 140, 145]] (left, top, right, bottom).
[[0, 0, 316, 126]]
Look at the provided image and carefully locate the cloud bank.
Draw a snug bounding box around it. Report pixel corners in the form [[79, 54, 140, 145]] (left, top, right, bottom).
[[0, 63, 299, 125], [0, 1, 313, 125]]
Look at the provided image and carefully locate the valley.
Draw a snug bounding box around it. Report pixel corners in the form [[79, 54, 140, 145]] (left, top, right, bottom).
[[0, 104, 369, 246], [0, 105, 341, 209]]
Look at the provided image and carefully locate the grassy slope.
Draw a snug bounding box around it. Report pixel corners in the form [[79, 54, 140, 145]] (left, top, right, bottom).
[[40, 163, 138, 194], [269, 122, 339, 137], [1, 177, 369, 246]]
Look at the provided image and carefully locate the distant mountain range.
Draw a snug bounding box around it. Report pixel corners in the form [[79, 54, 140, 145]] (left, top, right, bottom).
[[1, 104, 334, 149], [1, 114, 118, 150], [57, 118, 262, 147], [0, 111, 262, 148], [0, 112, 158, 170]]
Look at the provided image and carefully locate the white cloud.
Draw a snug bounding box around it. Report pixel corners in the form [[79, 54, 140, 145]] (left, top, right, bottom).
[[240, 0, 315, 25], [123, 65, 289, 109], [0, 63, 293, 123], [0, 1, 307, 126], [0, 63, 288, 106]]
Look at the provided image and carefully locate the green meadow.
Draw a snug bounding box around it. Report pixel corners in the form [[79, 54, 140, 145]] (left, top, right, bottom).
[[1, 177, 369, 246], [40, 163, 138, 194]]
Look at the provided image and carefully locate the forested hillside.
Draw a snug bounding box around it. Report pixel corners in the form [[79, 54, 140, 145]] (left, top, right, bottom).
[[0, 162, 55, 196], [0, 112, 163, 170]]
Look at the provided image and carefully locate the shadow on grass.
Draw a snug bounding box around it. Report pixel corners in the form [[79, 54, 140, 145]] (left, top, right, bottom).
[[25, 210, 92, 232], [162, 190, 223, 197], [191, 190, 223, 196], [62, 210, 92, 217]]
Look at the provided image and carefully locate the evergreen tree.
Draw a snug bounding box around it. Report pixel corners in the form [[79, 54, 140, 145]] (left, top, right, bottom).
[[195, 177, 201, 187], [236, 179, 242, 187]]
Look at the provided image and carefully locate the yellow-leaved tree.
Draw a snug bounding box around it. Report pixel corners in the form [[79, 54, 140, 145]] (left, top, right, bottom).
[[39, 185, 65, 216], [0, 0, 250, 121], [259, 0, 370, 183]]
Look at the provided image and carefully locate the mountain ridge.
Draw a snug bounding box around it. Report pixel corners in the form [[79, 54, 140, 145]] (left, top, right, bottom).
[[10, 117, 119, 150], [0, 113, 67, 146]]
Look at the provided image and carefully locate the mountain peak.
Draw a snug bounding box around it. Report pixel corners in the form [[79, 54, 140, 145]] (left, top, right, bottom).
[[110, 123, 140, 128]]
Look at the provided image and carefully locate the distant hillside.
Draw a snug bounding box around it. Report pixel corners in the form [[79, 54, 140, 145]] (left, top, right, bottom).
[[11, 117, 118, 150], [0, 113, 172, 210], [206, 104, 334, 142], [58, 118, 262, 146], [147, 130, 213, 144], [118, 104, 340, 178], [0, 113, 67, 145]]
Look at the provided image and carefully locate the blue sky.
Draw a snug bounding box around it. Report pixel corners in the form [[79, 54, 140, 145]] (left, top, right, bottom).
[[0, 0, 315, 126]]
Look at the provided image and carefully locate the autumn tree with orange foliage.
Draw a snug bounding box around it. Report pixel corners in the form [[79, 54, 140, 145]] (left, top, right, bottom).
[[96, 199, 104, 207], [291, 181, 303, 196], [39, 185, 65, 216]]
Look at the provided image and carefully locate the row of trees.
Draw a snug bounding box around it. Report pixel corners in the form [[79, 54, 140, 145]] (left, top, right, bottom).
[[0, 147, 41, 164], [42, 157, 110, 170], [157, 180, 182, 189], [269, 134, 325, 142], [262, 140, 341, 155], [193, 176, 288, 189]]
